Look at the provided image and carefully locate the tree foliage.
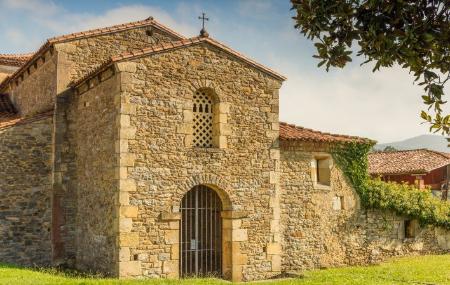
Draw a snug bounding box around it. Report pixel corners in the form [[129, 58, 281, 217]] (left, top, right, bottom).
[[332, 142, 450, 228], [291, 0, 450, 134]]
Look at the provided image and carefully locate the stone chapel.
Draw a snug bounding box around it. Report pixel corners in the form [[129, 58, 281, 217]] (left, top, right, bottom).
[[0, 18, 448, 282]]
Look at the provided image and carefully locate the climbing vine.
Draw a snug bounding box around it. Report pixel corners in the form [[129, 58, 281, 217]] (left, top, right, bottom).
[[331, 142, 450, 229]]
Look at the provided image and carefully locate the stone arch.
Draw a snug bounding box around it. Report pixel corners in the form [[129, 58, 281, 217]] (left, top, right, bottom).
[[186, 79, 230, 149], [189, 79, 224, 103], [176, 174, 234, 211]]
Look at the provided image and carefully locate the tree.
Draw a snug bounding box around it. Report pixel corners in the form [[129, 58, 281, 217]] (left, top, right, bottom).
[[291, 0, 450, 135], [383, 146, 398, 152]]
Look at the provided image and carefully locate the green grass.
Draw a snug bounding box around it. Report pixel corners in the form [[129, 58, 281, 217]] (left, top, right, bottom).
[[0, 255, 449, 285]]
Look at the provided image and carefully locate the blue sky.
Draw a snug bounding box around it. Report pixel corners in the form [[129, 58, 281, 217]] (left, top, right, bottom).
[[1, 0, 448, 143]]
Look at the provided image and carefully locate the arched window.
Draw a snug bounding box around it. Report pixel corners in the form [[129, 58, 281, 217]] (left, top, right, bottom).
[[193, 89, 214, 148]]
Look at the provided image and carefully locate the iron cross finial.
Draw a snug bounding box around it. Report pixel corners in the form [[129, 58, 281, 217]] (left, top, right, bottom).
[[198, 12, 209, 37], [198, 12, 209, 29]]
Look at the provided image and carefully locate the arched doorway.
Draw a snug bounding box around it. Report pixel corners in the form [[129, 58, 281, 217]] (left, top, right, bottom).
[[180, 185, 222, 277]]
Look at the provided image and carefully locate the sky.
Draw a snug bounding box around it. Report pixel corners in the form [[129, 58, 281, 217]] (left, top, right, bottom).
[[0, 0, 448, 143]]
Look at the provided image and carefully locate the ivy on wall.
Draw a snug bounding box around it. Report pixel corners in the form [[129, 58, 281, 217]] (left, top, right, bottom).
[[331, 142, 450, 229]]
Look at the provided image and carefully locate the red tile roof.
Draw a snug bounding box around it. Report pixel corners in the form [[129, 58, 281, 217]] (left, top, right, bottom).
[[279, 122, 373, 144], [368, 149, 450, 175], [0, 17, 185, 91], [46, 17, 185, 44], [0, 53, 34, 67], [71, 36, 286, 87], [0, 110, 53, 130]]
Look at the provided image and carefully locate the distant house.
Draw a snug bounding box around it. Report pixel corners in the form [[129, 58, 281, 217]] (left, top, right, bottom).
[[368, 149, 450, 200]]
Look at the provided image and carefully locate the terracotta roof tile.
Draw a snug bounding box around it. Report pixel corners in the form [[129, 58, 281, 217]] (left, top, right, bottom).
[[0, 17, 185, 91], [46, 17, 185, 44], [0, 110, 53, 130], [71, 36, 286, 87], [368, 149, 450, 175], [279, 122, 373, 144], [0, 53, 34, 67]]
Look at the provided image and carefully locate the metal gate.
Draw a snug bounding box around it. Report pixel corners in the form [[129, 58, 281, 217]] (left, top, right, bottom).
[[180, 185, 222, 277]]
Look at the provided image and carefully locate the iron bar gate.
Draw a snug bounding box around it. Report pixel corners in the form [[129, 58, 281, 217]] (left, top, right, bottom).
[[180, 185, 222, 277]]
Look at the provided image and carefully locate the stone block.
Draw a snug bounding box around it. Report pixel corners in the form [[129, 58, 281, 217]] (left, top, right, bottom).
[[232, 252, 248, 266], [118, 261, 141, 277], [267, 112, 278, 123], [119, 247, 131, 262], [176, 124, 192, 134], [183, 110, 193, 122], [171, 244, 179, 260], [270, 219, 280, 233], [270, 149, 280, 160], [271, 255, 282, 272], [117, 115, 130, 127], [218, 103, 230, 114], [160, 212, 181, 221], [231, 265, 243, 282], [115, 139, 129, 153], [165, 230, 179, 245], [115, 167, 128, 180], [162, 260, 178, 274], [120, 206, 138, 218], [120, 103, 136, 115], [269, 171, 278, 184], [232, 229, 248, 242], [120, 127, 137, 140], [223, 219, 242, 230], [221, 211, 248, 219], [266, 243, 281, 255], [271, 122, 279, 131], [119, 179, 136, 192], [119, 218, 133, 232], [119, 232, 139, 247], [168, 221, 180, 230], [116, 62, 137, 73], [119, 191, 130, 205], [218, 136, 228, 149]]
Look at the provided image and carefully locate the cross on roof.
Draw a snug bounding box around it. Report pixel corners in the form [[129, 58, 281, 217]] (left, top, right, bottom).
[[198, 12, 209, 29], [198, 12, 209, 37]]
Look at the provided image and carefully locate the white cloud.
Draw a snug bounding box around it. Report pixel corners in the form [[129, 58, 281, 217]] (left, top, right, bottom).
[[1, 0, 59, 16], [279, 63, 449, 143], [0, 1, 198, 42], [238, 0, 273, 18], [0, 0, 448, 143]]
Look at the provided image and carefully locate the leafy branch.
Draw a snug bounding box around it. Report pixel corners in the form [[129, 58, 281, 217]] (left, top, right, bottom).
[[292, 0, 450, 134], [332, 142, 450, 229]]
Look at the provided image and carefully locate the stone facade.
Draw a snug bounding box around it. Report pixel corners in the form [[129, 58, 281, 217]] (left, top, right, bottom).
[[0, 115, 53, 266], [116, 43, 282, 281], [280, 141, 449, 272], [0, 18, 448, 283]]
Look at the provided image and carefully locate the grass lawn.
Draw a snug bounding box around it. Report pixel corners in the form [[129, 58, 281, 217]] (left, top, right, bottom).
[[0, 255, 449, 285]]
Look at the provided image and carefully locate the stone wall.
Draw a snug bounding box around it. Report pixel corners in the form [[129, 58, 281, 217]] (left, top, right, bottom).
[[65, 72, 121, 275], [115, 43, 282, 281], [48, 23, 182, 270], [0, 115, 53, 266], [55, 26, 181, 90], [280, 142, 449, 273], [7, 51, 57, 116]]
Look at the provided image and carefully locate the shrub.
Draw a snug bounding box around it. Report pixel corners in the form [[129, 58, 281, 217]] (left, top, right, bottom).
[[332, 142, 450, 229]]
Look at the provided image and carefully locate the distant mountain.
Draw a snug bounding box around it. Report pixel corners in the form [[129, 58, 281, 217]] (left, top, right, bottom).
[[375, 135, 449, 153]]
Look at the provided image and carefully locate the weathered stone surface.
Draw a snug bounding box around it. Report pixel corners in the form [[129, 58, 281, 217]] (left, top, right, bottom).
[[0, 18, 448, 284], [0, 116, 53, 266], [280, 144, 449, 273]]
